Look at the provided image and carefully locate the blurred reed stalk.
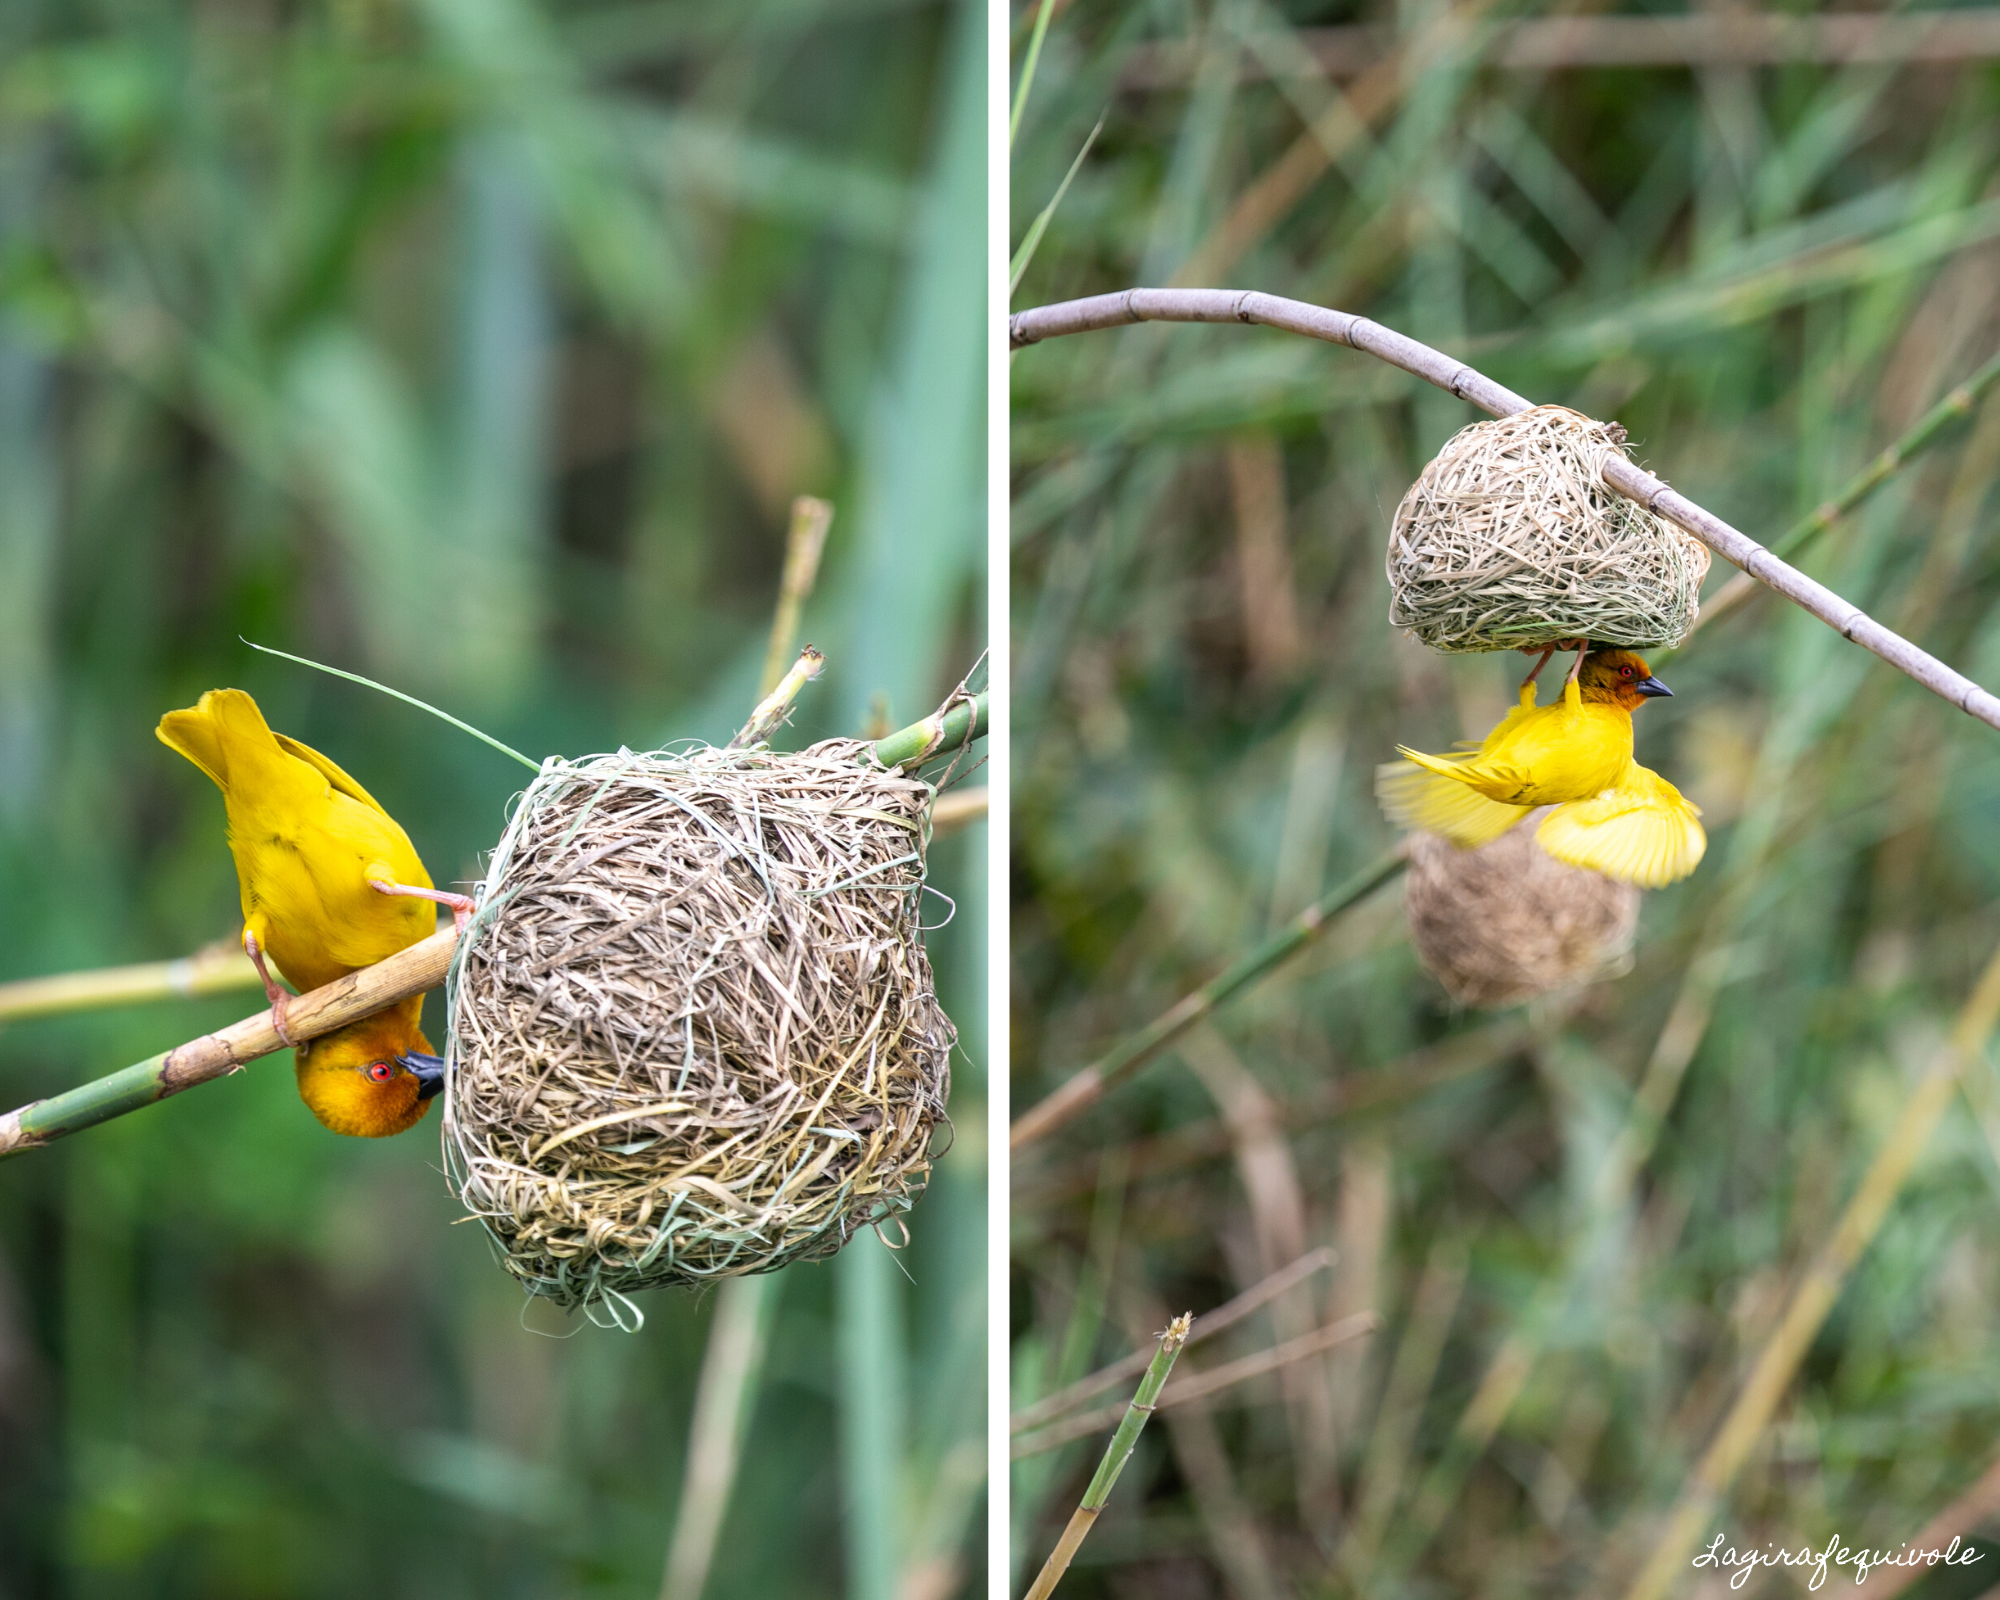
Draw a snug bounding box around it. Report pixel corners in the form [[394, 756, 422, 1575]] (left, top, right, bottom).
[[0, 940, 262, 1020], [1009, 848, 1408, 1149], [661, 494, 836, 1600], [1621, 936, 2000, 1600], [758, 496, 834, 697], [929, 786, 988, 832], [659, 1271, 776, 1600], [1009, 0, 1059, 145], [1014, 1024, 1531, 1213], [839, 1231, 903, 1600], [1009, 289, 2000, 733], [1123, 9, 2000, 85], [0, 918, 451, 1022], [1022, 1313, 1194, 1600]]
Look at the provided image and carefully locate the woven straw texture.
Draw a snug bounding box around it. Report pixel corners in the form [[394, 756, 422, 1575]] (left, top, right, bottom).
[[1405, 826, 1638, 1008], [442, 740, 953, 1316], [1386, 405, 1710, 653]]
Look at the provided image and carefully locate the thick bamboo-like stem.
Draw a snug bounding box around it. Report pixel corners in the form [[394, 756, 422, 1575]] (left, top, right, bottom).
[[1022, 1314, 1194, 1600], [1011, 1311, 1377, 1459], [0, 699, 988, 1160], [1685, 347, 2000, 638], [1012, 1247, 1335, 1436], [1009, 847, 1408, 1150], [0, 943, 261, 1021], [1620, 936, 2000, 1600], [872, 689, 988, 771], [0, 926, 459, 1159], [1010, 290, 2000, 733]]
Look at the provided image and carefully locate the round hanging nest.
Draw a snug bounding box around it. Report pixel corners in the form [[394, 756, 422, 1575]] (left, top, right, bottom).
[[1404, 825, 1638, 1008], [1386, 405, 1710, 653], [441, 738, 955, 1315]]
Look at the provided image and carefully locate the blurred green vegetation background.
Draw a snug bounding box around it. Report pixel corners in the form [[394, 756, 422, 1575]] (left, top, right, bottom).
[[0, 2, 985, 1597], [1012, 2, 2000, 1596]]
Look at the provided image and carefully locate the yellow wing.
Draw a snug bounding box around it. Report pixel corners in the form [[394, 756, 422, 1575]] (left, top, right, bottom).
[[273, 732, 391, 818], [1535, 764, 1705, 888], [1376, 758, 1533, 848]]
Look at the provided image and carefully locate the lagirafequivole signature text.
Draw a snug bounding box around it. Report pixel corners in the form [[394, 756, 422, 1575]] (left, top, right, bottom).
[[1695, 1532, 1983, 1590]]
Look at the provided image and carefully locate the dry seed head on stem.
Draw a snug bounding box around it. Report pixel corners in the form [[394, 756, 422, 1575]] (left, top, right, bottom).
[[1387, 405, 1710, 652], [443, 738, 954, 1314]]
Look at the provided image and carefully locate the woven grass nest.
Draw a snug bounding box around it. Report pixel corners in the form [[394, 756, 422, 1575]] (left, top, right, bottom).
[[441, 738, 955, 1317], [1405, 826, 1638, 1008], [1386, 405, 1711, 653]]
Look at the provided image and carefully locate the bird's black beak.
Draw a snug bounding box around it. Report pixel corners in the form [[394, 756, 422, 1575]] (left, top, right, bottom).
[[1633, 675, 1673, 698], [398, 1050, 447, 1100]]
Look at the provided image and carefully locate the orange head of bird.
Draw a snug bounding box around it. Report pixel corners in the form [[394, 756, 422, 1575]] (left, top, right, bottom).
[[1578, 648, 1674, 711], [293, 1000, 445, 1138]]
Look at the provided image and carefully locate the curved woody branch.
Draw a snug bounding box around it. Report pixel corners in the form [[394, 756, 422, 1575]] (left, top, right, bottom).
[[1011, 288, 2000, 733], [0, 695, 989, 1160]]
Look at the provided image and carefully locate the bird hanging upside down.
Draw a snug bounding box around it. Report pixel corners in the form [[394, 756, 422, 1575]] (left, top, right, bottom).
[[157, 688, 473, 1136], [1377, 645, 1706, 889]]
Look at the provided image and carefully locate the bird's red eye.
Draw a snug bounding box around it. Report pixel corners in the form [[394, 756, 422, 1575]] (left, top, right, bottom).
[[1620, 666, 1634, 678], [366, 1061, 394, 1083]]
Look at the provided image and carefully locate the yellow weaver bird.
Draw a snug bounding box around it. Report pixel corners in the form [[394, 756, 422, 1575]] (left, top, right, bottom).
[[157, 689, 472, 1137], [1376, 645, 1706, 888]]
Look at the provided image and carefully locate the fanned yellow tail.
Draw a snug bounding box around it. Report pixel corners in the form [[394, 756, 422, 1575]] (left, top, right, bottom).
[[156, 688, 291, 793], [1376, 758, 1533, 848], [160, 688, 394, 820], [1535, 768, 1705, 888]]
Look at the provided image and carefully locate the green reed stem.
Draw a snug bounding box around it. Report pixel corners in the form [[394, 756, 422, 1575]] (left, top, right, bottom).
[[1010, 0, 1059, 147], [1010, 848, 1409, 1150], [871, 690, 989, 771], [1022, 1314, 1194, 1600]]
